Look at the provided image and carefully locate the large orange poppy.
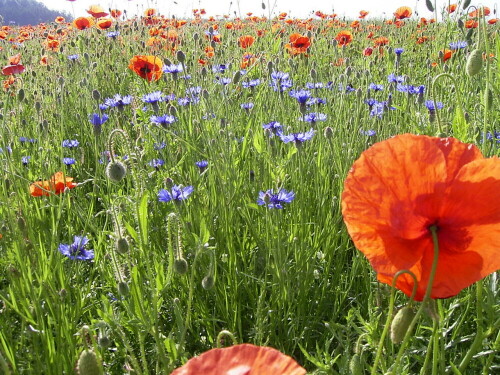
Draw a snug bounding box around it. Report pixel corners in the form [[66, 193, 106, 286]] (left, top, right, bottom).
[[30, 172, 77, 197], [285, 33, 310, 55], [335, 30, 353, 46], [87, 5, 108, 18], [239, 35, 255, 48], [342, 134, 500, 301], [73, 17, 94, 30], [394, 6, 412, 20], [171, 344, 306, 375], [128, 55, 163, 81]]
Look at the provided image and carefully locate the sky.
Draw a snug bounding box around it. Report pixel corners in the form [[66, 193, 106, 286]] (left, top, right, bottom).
[[42, 0, 498, 19]]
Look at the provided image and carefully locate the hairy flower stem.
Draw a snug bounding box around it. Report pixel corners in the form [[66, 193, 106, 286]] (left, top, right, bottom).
[[392, 225, 441, 373], [431, 73, 464, 137], [371, 270, 417, 375]]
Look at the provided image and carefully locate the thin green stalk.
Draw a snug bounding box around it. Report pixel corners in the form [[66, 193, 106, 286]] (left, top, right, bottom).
[[392, 225, 441, 372]]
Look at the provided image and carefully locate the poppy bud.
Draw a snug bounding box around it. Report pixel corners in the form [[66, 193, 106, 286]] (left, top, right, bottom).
[[310, 68, 317, 80], [115, 237, 129, 254], [176, 50, 185, 63], [390, 306, 415, 344], [76, 350, 101, 375], [98, 335, 111, 349], [425, 0, 435, 12], [457, 18, 464, 29], [35, 101, 41, 112], [17, 89, 25, 102], [232, 70, 241, 84], [462, 0, 472, 9], [349, 354, 363, 375], [323, 126, 334, 138], [92, 89, 101, 101], [485, 87, 493, 111], [174, 258, 188, 274], [202, 275, 214, 290], [106, 161, 127, 182], [262, 2, 265, 9], [193, 33, 199, 41], [117, 281, 129, 296], [466, 49, 483, 76]]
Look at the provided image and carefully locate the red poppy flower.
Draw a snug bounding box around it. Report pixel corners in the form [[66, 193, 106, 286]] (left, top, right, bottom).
[[86, 5, 108, 18], [171, 344, 306, 375], [96, 18, 113, 30], [335, 30, 353, 46], [394, 6, 412, 20], [30, 172, 77, 197], [374, 37, 389, 46], [285, 33, 311, 55], [342, 134, 500, 301], [446, 4, 457, 13], [73, 17, 94, 30], [110, 9, 122, 18], [359, 10, 369, 19], [55, 16, 66, 24], [2, 64, 24, 75], [239, 35, 255, 48], [128, 55, 163, 82], [469, 7, 490, 17]]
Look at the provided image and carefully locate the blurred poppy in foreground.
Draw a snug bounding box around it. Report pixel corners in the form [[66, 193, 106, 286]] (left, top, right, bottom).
[[87, 5, 108, 18], [171, 344, 306, 375], [342, 134, 500, 301], [2, 53, 24, 75], [394, 6, 412, 20], [30, 172, 77, 197], [128, 55, 163, 81]]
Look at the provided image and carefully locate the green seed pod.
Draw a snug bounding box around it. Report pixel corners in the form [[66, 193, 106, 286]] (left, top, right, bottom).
[[117, 281, 129, 297], [17, 88, 25, 102], [349, 354, 363, 375], [232, 70, 241, 84], [76, 350, 101, 375], [174, 258, 188, 275], [390, 306, 415, 344], [485, 87, 493, 111], [92, 89, 101, 101], [176, 50, 185, 63], [425, 0, 435, 12], [466, 49, 483, 76], [202, 275, 214, 290], [457, 18, 464, 29], [115, 237, 130, 254], [98, 335, 111, 349], [310, 68, 317, 80], [261, 2, 265, 10], [106, 161, 127, 182], [462, 0, 472, 10], [323, 126, 334, 138]]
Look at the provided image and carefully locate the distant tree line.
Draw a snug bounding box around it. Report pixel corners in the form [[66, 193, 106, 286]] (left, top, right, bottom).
[[0, 0, 72, 26]]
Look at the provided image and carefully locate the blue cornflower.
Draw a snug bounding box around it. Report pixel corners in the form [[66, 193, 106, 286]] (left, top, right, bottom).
[[158, 185, 194, 202], [305, 82, 325, 89], [360, 129, 376, 136], [216, 77, 232, 85], [107, 31, 120, 38], [394, 48, 404, 56], [19, 137, 36, 144], [387, 73, 405, 83], [63, 157, 76, 166], [153, 142, 166, 150], [449, 41, 467, 50], [62, 139, 79, 148], [195, 160, 208, 172], [370, 103, 385, 118], [365, 98, 378, 108], [425, 100, 444, 111], [104, 94, 133, 109], [397, 84, 425, 95], [148, 159, 164, 168], [271, 71, 290, 81], [180, 75, 192, 80], [186, 86, 202, 96], [280, 128, 315, 144], [270, 79, 293, 92], [485, 131, 500, 143], [142, 91, 165, 104], [262, 121, 283, 136], [89, 113, 109, 126], [177, 96, 200, 106], [21, 156, 30, 165], [150, 114, 177, 127], [257, 188, 295, 209], [58, 236, 94, 261], [368, 83, 384, 91], [67, 54, 79, 61], [241, 102, 254, 111], [202, 113, 216, 120], [204, 29, 219, 38], [163, 63, 183, 74], [302, 112, 327, 123], [306, 97, 326, 106], [242, 79, 261, 88], [212, 64, 228, 73], [289, 89, 312, 104]]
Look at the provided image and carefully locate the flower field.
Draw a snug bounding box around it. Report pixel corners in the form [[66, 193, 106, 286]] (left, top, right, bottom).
[[0, 2, 499, 374]]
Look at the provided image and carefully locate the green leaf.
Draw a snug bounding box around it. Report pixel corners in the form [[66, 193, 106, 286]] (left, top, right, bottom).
[[138, 192, 149, 246]]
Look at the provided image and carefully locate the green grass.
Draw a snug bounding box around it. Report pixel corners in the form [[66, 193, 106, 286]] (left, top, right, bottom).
[[0, 5, 499, 374]]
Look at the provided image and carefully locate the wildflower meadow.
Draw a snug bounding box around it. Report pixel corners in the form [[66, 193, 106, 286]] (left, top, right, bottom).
[[0, 1, 499, 374]]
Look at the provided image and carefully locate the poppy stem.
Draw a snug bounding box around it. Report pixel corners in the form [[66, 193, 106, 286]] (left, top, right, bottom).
[[391, 225, 441, 373]]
